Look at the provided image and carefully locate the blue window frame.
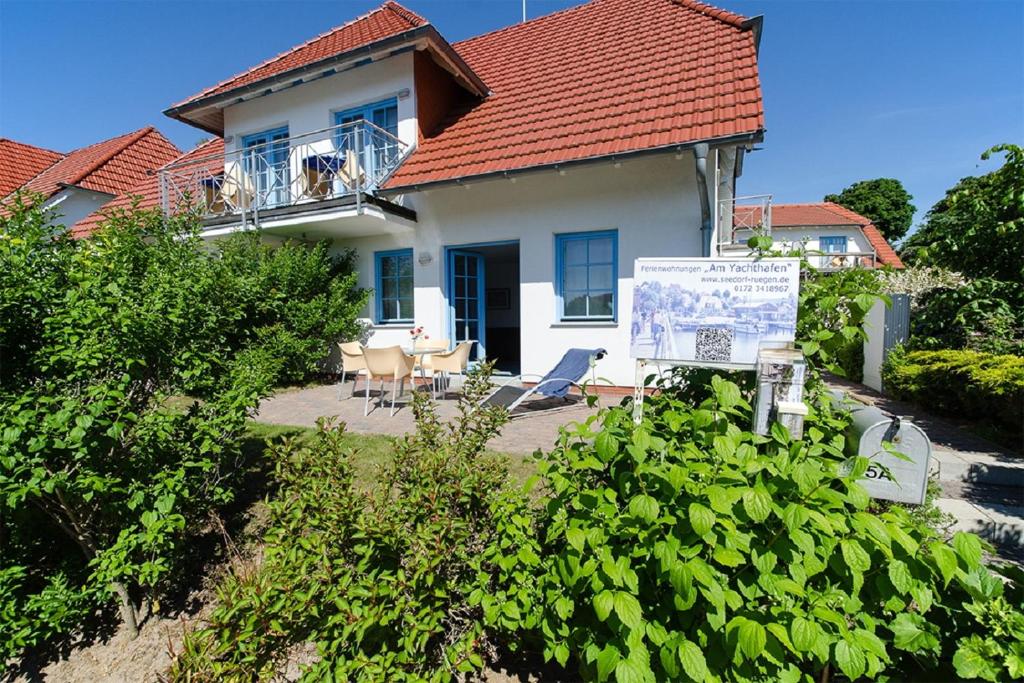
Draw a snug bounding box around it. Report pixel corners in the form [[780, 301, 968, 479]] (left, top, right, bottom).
[[820, 236, 848, 253], [555, 230, 618, 320], [375, 249, 414, 323], [334, 98, 398, 135]]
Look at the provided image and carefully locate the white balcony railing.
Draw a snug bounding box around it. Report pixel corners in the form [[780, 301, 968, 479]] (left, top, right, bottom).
[[718, 194, 772, 250], [159, 120, 408, 224], [811, 251, 878, 271]]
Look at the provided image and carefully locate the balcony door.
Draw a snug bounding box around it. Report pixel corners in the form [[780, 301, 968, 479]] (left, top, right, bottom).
[[242, 126, 290, 209], [334, 98, 398, 188]]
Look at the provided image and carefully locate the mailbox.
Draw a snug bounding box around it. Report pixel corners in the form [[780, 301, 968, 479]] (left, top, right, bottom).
[[833, 392, 931, 505]]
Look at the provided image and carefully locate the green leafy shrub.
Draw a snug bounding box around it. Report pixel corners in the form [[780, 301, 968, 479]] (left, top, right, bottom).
[[215, 233, 369, 386], [0, 192, 371, 662], [882, 347, 1024, 446], [169, 366, 532, 681], [0, 198, 278, 656], [908, 279, 1024, 356], [511, 371, 1024, 681], [0, 566, 94, 663]]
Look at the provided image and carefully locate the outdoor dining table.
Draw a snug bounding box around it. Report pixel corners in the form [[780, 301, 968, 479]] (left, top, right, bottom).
[[402, 345, 448, 383]]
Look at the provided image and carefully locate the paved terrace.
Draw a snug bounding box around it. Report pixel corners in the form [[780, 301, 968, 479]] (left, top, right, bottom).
[[255, 381, 607, 454]]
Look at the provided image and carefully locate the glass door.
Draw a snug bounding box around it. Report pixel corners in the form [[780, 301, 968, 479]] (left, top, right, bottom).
[[335, 99, 398, 188], [242, 127, 289, 209], [448, 249, 485, 361]]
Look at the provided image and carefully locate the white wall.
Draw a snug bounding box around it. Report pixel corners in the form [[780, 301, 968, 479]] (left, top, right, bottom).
[[222, 52, 418, 151], [47, 187, 114, 232], [327, 152, 706, 386]]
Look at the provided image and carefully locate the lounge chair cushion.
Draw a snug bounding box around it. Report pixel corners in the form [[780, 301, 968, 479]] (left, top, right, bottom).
[[538, 348, 607, 398]]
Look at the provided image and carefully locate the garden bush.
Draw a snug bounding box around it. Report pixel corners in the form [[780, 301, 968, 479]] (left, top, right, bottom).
[[908, 279, 1024, 356], [168, 365, 534, 681], [0, 195, 368, 665], [215, 233, 368, 386], [0, 198, 278, 659], [502, 370, 1024, 681], [882, 348, 1024, 446]]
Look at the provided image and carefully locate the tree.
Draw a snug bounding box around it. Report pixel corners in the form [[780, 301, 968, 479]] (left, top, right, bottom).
[[901, 144, 1024, 284], [825, 178, 916, 242]]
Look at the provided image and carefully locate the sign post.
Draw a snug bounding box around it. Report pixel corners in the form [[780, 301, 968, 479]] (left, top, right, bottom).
[[629, 257, 803, 423]]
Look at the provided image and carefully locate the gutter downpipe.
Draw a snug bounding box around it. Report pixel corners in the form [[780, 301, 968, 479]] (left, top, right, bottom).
[[694, 142, 712, 257]]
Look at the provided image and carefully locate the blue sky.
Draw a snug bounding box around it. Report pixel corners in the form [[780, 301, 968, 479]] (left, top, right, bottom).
[[1, 0, 1021, 235]]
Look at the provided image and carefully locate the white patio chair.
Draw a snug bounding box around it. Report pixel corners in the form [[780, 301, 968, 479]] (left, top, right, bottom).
[[361, 345, 416, 416]]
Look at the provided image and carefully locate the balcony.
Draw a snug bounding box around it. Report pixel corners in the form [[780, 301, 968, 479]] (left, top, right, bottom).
[[718, 194, 772, 253], [811, 251, 878, 271], [158, 121, 415, 237]]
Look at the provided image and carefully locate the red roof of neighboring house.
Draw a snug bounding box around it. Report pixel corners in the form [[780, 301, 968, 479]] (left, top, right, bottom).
[[764, 202, 904, 268], [13, 127, 181, 202], [0, 139, 64, 198], [386, 0, 764, 187], [71, 138, 224, 239], [170, 1, 428, 110]]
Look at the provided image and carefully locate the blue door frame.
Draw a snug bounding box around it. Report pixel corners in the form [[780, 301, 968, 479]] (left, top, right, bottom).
[[444, 240, 520, 364], [446, 249, 486, 361], [242, 126, 289, 208], [334, 98, 398, 187]]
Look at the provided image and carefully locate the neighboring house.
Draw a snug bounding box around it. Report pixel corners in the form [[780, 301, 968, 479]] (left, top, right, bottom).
[[0, 127, 181, 229], [81, 0, 767, 385], [726, 201, 903, 270]]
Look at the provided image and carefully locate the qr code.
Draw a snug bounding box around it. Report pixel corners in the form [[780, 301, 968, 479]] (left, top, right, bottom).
[[695, 327, 733, 362]]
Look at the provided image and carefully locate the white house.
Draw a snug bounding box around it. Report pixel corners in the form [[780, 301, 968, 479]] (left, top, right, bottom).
[[725, 201, 904, 271], [79, 0, 769, 386], [0, 128, 181, 232]]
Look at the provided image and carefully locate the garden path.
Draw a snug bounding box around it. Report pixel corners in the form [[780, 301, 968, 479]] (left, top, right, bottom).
[[254, 380, 605, 455]]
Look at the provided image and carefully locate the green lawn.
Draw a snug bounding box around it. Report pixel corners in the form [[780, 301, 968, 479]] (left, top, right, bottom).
[[241, 421, 537, 490]]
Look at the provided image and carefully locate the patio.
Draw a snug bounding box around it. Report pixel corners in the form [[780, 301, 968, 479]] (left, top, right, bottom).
[[254, 381, 606, 454]]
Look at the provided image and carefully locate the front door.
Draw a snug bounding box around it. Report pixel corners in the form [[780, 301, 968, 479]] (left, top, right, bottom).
[[448, 249, 485, 361]]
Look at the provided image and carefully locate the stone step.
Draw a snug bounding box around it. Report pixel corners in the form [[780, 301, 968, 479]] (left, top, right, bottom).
[[935, 497, 1024, 556], [930, 447, 1024, 488]]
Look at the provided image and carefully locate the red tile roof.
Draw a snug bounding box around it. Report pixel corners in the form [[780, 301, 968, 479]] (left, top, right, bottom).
[[70, 138, 224, 239], [767, 202, 904, 268], [14, 127, 181, 201], [386, 0, 765, 187], [0, 139, 64, 198], [170, 1, 428, 110]]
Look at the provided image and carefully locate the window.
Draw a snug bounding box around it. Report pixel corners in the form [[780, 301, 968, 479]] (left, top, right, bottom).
[[555, 230, 617, 320], [375, 249, 414, 323], [820, 236, 848, 253], [334, 98, 398, 136]]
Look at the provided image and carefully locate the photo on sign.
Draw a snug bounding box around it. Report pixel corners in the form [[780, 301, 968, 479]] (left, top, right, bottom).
[[630, 258, 800, 366]]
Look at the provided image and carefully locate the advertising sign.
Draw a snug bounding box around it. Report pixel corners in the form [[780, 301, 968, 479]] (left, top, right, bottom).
[[630, 258, 800, 367]]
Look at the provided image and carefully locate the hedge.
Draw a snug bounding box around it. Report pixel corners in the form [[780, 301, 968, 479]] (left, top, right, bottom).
[[882, 348, 1024, 445]]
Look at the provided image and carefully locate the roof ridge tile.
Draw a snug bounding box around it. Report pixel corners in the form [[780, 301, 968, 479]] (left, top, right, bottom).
[[64, 126, 157, 187], [671, 0, 749, 28], [170, 1, 426, 110], [453, 0, 599, 50], [0, 138, 65, 158]]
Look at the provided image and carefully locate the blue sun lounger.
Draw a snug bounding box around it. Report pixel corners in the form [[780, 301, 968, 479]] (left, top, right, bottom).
[[480, 348, 607, 415]]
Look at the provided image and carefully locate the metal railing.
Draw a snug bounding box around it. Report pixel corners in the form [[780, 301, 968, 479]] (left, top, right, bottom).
[[159, 120, 408, 224], [811, 251, 878, 271], [718, 194, 772, 249]]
